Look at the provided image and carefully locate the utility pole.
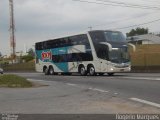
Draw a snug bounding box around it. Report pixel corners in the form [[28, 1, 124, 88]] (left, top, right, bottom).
[[9, 0, 16, 59]]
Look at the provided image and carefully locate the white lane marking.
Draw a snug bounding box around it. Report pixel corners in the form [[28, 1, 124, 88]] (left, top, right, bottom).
[[66, 83, 109, 93], [88, 87, 109, 93], [28, 79, 44, 82], [122, 77, 160, 81], [130, 98, 160, 108], [66, 83, 77, 86]]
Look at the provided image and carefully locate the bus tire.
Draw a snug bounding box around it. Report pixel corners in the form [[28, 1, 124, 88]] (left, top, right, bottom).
[[44, 67, 49, 75], [49, 66, 54, 75], [79, 65, 87, 76], [88, 65, 95, 76], [108, 73, 114, 76]]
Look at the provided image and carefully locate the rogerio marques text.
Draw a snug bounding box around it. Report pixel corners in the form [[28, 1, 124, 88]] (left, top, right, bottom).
[[116, 114, 160, 120]]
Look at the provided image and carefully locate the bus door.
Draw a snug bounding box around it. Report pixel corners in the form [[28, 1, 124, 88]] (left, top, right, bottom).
[[97, 44, 110, 72]]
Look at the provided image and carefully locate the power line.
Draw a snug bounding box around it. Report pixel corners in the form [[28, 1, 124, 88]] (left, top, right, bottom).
[[92, 12, 155, 28], [140, 0, 160, 3], [73, 0, 160, 10], [111, 18, 160, 30], [96, 0, 160, 9]]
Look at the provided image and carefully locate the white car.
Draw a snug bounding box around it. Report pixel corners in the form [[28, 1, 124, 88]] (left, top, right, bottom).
[[0, 68, 3, 74]]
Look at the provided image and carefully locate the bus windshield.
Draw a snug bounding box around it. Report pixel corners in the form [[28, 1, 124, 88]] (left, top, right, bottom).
[[89, 30, 129, 63], [104, 31, 126, 42], [109, 47, 130, 64]]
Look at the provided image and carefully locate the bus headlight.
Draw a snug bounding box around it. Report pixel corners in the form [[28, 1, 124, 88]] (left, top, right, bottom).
[[110, 68, 114, 71]]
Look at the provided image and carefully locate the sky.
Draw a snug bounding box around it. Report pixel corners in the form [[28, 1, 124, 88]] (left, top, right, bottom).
[[0, 0, 160, 55]]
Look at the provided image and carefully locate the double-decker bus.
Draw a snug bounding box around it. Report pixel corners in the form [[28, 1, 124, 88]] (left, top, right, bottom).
[[35, 30, 130, 76]]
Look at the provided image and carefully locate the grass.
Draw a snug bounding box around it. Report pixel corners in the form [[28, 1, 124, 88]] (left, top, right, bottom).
[[3, 61, 35, 72], [0, 74, 33, 88]]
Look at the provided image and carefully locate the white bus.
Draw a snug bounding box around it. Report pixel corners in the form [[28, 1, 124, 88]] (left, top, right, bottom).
[[35, 30, 131, 76]]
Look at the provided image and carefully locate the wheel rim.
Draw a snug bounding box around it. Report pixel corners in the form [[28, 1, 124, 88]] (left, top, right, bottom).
[[44, 68, 48, 75], [49, 68, 54, 75], [80, 67, 86, 75], [89, 67, 95, 75]]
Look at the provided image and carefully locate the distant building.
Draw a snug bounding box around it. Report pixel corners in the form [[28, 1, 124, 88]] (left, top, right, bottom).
[[127, 34, 160, 45]]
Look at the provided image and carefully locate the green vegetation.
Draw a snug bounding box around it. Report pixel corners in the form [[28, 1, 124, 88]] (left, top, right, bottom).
[[3, 60, 35, 72], [21, 55, 34, 62], [0, 47, 35, 72], [0, 74, 33, 88], [126, 27, 149, 37]]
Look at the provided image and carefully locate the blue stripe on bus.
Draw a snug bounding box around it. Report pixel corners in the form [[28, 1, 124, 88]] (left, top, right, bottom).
[[36, 47, 70, 72]]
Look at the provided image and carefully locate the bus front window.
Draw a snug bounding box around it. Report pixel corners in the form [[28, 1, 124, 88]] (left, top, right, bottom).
[[104, 31, 126, 42], [109, 47, 130, 64], [89, 30, 129, 63]]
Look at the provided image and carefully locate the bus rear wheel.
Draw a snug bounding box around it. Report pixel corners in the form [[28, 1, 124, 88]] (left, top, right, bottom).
[[88, 65, 95, 76], [49, 66, 54, 75], [79, 66, 86, 76], [44, 67, 49, 75]]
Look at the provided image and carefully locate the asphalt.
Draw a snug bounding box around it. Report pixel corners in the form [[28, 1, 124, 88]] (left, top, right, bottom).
[[0, 72, 160, 114], [14, 72, 160, 104]]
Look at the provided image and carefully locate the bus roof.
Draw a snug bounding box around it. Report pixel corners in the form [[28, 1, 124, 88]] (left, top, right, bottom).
[[35, 30, 121, 44]]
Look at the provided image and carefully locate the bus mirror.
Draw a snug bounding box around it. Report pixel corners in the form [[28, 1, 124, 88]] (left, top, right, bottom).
[[100, 42, 112, 51]]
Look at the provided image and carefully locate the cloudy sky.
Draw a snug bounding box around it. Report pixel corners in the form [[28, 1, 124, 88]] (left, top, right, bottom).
[[0, 0, 160, 55]]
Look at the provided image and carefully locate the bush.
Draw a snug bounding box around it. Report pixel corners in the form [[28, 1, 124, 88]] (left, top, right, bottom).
[[22, 55, 34, 62]]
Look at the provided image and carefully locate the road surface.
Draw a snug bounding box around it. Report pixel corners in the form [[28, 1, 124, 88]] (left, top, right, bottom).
[[0, 72, 160, 113]]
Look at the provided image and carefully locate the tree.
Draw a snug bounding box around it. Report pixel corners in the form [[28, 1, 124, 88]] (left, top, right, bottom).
[[21, 55, 34, 62], [126, 27, 149, 37], [21, 48, 35, 62], [28, 48, 35, 57]]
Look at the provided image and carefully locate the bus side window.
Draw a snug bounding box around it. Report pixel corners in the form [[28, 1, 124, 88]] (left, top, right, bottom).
[[97, 44, 109, 60], [70, 36, 77, 45], [37, 42, 43, 50], [59, 38, 64, 47]]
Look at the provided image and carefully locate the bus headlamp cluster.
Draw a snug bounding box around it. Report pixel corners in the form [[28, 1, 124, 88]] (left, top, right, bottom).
[[110, 68, 114, 71]]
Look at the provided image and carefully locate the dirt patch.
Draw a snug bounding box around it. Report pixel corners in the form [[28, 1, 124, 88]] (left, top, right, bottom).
[[31, 82, 49, 88]]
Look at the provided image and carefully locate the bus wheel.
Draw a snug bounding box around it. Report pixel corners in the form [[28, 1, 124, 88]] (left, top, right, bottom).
[[44, 67, 49, 75], [108, 73, 114, 76], [88, 65, 95, 76], [49, 66, 54, 75], [79, 66, 86, 76]]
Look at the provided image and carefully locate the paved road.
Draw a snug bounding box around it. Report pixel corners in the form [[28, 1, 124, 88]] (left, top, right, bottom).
[[1, 72, 160, 113], [13, 72, 160, 106]]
